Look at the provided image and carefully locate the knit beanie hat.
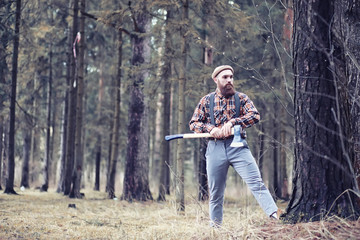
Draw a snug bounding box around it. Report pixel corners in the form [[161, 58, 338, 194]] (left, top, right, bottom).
[[211, 65, 234, 79]]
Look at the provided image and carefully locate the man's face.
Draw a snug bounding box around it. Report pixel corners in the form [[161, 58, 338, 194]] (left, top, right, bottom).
[[214, 69, 235, 97]]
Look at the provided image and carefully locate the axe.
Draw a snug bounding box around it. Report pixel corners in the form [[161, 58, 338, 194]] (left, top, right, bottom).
[[165, 125, 246, 148]]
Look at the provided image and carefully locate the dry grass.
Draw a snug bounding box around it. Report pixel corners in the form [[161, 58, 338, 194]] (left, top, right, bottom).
[[0, 188, 359, 239]]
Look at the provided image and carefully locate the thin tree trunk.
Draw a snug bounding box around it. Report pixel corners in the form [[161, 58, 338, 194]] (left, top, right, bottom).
[[50, 80, 59, 187], [272, 104, 280, 198], [107, 30, 122, 199], [30, 68, 41, 184], [0, 3, 8, 189], [57, 91, 69, 193], [152, 94, 162, 187], [278, 4, 292, 201], [198, 139, 208, 201], [64, 0, 79, 196], [258, 123, 265, 175], [176, 0, 189, 212], [197, 0, 213, 201], [20, 132, 31, 188], [279, 119, 289, 200], [0, 0, 12, 190], [2, 123, 8, 188], [70, 0, 85, 199], [57, 1, 73, 193], [0, 119, 3, 190], [94, 63, 104, 191], [4, 0, 21, 195], [41, 46, 53, 192], [158, 9, 173, 202]]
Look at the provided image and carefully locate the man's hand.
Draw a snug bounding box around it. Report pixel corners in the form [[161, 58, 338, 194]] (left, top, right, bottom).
[[210, 127, 223, 139], [221, 121, 233, 137]]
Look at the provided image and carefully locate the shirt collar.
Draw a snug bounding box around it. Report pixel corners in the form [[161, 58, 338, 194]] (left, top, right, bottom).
[[215, 88, 225, 99]]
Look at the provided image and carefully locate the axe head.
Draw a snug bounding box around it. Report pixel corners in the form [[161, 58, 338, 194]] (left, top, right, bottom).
[[230, 125, 245, 148]]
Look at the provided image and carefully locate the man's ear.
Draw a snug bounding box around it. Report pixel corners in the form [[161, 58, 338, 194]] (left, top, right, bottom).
[[213, 77, 217, 84]]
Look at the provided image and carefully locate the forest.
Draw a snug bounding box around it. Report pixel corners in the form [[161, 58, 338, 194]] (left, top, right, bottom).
[[1, 0, 360, 239]]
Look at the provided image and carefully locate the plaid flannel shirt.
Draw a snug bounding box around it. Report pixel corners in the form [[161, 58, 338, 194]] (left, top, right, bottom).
[[189, 89, 260, 133]]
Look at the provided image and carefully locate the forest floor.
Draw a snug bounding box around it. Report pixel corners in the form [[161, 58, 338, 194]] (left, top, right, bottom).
[[0, 188, 359, 239]]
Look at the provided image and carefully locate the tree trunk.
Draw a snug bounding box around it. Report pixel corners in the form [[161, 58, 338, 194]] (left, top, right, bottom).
[[1, 123, 8, 189], [20, 132, 31, 188], [94, 146, 101, 191], [107, 30, 122, 199], [198, 139, 208, 201], [57, 1, 73, 193], [337, 0, 360, 195], [272, 103, 280, 198], [64, 0, 79, 196], [70, 0, 85, 199], [29, 67, 41, 185], [122, 3, 152, 201], [50, 78, 59, 187], [283, 0, 358, 223], [197, 0, 214, 202], [57, 90, 69, 193], [4, 0, 21, 195], [278, 4, 293, 202], [0, 119, 3, 190], [41, 46, 53, 192], [258, 123, 265, 174], [0, 0, 9, 190], [279, 122, 289, 200], [152, 94, 162, 188], [158, 8, 173, 202], [94, 61, 104, 192], [176, 0, 189, 212]]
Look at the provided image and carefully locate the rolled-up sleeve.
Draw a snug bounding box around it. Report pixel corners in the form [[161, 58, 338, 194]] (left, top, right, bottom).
[[233, 93, 260, 128], [189, 96, 214, 133]]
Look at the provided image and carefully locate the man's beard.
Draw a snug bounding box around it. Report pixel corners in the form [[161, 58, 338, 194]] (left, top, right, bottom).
[[220, 84, 235, 98]]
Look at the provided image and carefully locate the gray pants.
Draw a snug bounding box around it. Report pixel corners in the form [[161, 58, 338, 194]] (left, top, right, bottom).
[[206, 138, 278, 225]]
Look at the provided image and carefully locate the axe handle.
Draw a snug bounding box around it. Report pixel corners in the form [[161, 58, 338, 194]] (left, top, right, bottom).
[[165, 133, 211, 141], [165, 128, 235, 141]]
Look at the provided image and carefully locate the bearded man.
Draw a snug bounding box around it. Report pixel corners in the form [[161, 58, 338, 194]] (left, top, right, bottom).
[[189, 65, 278, 226]]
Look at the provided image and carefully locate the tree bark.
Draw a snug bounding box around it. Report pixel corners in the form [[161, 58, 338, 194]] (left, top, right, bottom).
[[176, 0, 189, 212], [279, 122, 289, 200], [198, 139, 208, 201], [197, 0, 214, 202], [41, 45, 53, 192], [4, 0, 21, 195], [283, 0, 358, 223], [64, 0, 79, 196], [336, 0, 360, 195], [0, 119, 3, 190], [57, 90, 69, 193], [122, 3, 152, 201], [20, 132, 31, 188], [1, 123, 7, 189], [70, 0, 85, 199], [0, 0, 9, 190], [158, 8, 173, 202], [57, 0, 73, 193], [107, 30, 122, 199], [272, 102, 280, 198], [94, 61, 104, 192], [258, 123, 265, 175]]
